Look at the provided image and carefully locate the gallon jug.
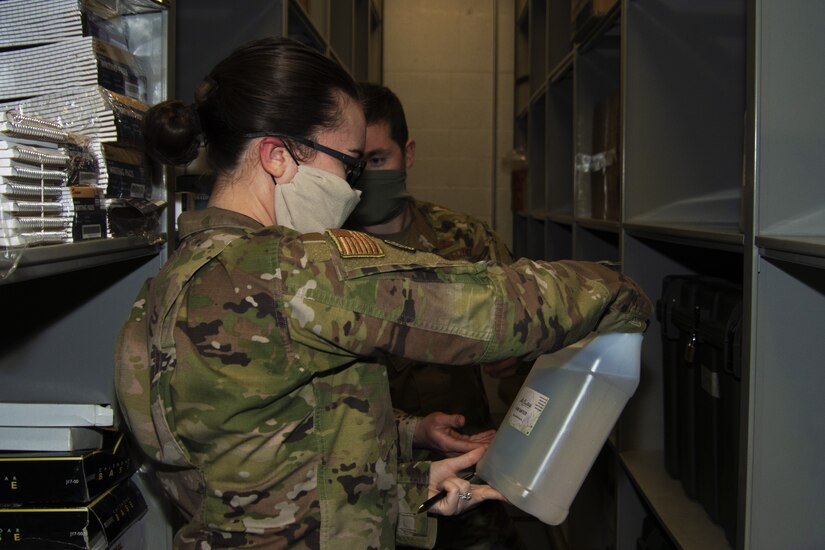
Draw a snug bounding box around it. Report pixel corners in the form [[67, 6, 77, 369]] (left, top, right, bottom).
[[476, 331, 643, 525]]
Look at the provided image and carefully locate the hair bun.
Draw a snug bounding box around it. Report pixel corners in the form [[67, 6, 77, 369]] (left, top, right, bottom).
[[143, 100, 202, 165]]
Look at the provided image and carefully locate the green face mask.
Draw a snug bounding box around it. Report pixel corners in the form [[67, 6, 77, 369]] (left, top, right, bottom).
[[349, 169, 410, 226]]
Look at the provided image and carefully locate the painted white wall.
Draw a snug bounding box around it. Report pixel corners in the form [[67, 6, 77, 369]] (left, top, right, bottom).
[[383, 0, 514, 248], [383, 0, 516, 420]]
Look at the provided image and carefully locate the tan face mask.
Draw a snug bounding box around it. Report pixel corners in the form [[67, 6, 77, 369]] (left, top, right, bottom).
[[274, 165, 362, 234]]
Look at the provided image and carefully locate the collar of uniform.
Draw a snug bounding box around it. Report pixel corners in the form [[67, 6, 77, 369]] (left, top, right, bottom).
[[177, 207, 265, 239]]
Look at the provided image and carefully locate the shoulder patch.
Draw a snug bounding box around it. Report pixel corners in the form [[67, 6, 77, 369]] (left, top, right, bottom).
[[326, 228, 385, 258]]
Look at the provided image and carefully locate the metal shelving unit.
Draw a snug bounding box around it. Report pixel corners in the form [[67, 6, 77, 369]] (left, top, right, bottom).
[[0, 236, 164, 285], [512, 0, 825, 548]]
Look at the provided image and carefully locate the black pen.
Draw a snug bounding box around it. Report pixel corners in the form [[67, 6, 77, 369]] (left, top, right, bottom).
[[417, 470, 477, 514]]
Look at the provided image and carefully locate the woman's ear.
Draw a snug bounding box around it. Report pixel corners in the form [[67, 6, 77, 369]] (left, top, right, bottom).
[[258, 137, 290, 180]]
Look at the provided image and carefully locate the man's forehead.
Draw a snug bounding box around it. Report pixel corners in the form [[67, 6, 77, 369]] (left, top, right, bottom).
[[365, 121, 400, 153]]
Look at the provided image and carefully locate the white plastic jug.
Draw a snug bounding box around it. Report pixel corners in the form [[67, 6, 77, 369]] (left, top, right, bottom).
[[476, 331, 643, 525]]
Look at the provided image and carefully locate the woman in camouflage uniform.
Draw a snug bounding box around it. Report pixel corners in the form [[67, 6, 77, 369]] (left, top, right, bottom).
[[115, 37, 651, 549]]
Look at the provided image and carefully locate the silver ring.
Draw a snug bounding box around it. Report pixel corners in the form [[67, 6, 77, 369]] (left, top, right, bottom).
[[459, 491, 472, 501]]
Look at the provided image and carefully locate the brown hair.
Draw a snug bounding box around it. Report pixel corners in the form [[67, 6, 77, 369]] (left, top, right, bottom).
[[144, 37, 360, 174], [357, 82, 409, 153]]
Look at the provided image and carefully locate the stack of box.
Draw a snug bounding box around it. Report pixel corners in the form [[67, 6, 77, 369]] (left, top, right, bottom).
[[0, 403, 147, 548], [0, 0, 164, 241], [0, 111, 106, 249]]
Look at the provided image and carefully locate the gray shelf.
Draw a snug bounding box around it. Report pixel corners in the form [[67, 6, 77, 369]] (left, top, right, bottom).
[[623, 0, 745, 228], [1, 236, 165, 285], [545, 212, 574, 224], [528, 0, 547, 95], [620, 450, 730, 550], [577, 217, 621, 234], [747, 4, 825, 546], [513, 1, 825, 548], [624, 222, 744, 252], [756, 235, 825, 269], [749, 258, 825, 548]]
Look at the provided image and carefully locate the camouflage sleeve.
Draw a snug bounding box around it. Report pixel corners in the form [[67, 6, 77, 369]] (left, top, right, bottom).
[[114, 279, 157, 457], [395, 409, 419, 461], [286, 241, 651, 367], [470, 219, 514, 265], [395, 461, 437, 548]]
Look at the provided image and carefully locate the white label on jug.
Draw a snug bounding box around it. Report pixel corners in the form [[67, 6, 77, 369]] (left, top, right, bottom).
[[508, 387, 549, 436]]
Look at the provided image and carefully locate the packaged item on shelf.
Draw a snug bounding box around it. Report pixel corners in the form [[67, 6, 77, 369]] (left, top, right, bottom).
[[0, 86, 150, 194], [0, 111, 68, 145], [477, 332, 643, 525], [658, 275, 742, 547], [0, 140, 69, 167], [0, 0, 131, 50], [102, 144, 151, 199], [0, 36, 147, 104], [0, 477, 148, 550], [70, 185, 106, 241], [0, 432, 134, 505], [0, 112, 103, 249], [0, 86, 148, 150], [591, 90, 620, 220], [0, 403, 114, 428], [106, 197, 166, 240], [0, 426, 105, 452]]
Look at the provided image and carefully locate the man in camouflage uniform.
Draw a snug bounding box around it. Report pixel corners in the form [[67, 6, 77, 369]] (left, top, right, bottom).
[[347, 83, 517, 433], [115, 207, 650, 549], [347, 83, 527, 549]]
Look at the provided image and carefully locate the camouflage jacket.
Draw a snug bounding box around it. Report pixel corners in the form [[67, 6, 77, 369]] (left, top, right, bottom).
[[115, 207, 651, 550], [370, 199, 515, 434], [382, 199, 512, 264]]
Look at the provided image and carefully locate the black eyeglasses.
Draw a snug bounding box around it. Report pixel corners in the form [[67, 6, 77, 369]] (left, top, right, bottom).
[[244, 132, 365, 185]]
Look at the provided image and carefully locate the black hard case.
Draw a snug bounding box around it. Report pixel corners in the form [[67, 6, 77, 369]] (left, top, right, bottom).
[[658, 276, 742, 547]]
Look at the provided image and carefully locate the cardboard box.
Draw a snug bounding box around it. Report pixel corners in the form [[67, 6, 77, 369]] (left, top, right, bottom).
[[0, 477, 147, 549]]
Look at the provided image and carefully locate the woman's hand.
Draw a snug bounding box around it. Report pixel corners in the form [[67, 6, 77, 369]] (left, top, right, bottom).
[[413, 412, 495, 457], [426, 447, 506, 516]]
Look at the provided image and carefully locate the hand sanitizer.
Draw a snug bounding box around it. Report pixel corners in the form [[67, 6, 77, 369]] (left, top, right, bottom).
[[477, 332, 643, 525]]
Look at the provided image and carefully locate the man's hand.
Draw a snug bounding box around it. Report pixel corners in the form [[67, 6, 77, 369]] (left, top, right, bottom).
[[413, 412, 495, 457]]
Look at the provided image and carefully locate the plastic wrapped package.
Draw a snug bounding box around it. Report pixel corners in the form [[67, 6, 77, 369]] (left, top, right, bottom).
[[0, 36, 148, 104], [0, 85, 149, 195], [0, 0, 128, 50], [0, 111, 100, 278], [102, 143, 152, 199], [0, 0, 168, 103], [106, 197, 166, 241]]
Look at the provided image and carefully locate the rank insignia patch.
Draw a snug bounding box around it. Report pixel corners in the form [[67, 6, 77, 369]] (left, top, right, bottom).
[[383, 239, 417, 253], [326, 229, 385, 258]]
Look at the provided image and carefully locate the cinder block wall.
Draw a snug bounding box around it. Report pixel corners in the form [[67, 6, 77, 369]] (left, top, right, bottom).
[[383, 0, 514, 249]]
